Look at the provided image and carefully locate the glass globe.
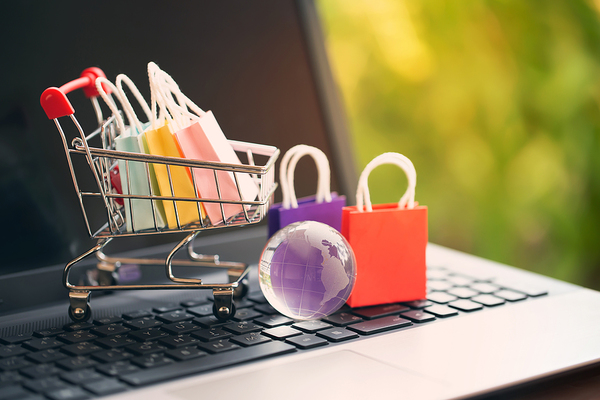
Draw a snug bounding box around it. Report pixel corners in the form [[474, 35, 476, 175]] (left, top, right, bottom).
[[259, 221, 357, 320]]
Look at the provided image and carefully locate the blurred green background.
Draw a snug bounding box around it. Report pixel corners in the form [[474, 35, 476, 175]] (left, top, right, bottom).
[[317, 0, 600, 289]]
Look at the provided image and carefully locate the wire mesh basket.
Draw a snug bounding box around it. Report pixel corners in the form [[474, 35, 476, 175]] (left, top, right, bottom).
[[41, 68, 279, 322]]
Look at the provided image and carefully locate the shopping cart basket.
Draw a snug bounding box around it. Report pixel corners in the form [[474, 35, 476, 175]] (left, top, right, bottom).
[[40, 68, 279, 322]]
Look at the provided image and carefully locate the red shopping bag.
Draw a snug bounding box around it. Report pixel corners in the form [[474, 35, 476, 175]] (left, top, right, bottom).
[[268, 145, 345, 237], [342, 153, 427, 308]]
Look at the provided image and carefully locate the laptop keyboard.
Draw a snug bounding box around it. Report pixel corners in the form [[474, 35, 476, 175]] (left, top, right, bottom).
[[0, 266, 548, 399]]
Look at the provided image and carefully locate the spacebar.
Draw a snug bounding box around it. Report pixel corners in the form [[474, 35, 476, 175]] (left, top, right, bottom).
[[120, 341, 297, 386]]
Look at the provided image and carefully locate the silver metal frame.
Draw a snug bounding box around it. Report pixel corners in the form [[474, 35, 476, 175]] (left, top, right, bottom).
[[53, 103, 279, 321]]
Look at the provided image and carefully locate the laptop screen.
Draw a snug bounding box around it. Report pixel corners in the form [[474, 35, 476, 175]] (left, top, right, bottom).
[[0, 1, 354, 277]]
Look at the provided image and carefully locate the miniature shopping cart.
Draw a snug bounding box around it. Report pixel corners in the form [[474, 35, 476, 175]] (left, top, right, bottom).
[[40, 68, 279, 322]]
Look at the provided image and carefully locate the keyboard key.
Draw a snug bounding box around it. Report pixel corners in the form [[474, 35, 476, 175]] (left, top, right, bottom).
[[292, 320, 332, 333], [161, 321, 200, 335], [447, 287, 479, 299], [427, 292, 459, 304], [91, 348, 133, 363], [33, 328, 64, 338], [322, 312, 363, 327], [428, 280, 453, 291], [24, 376, 69, 393], [232, 309, 262, 321], [0, 344, 29, 358], [121, 341, 296, 386], [26, 348, 68, 364], [191, 327, 232, 342], [400, 310, 436, 323], [93, 316, 123, 326], [60, 369, 104, 385], [128, 328, 169, 342], [448, 299, 483, 312], [262, 326, 303, 340], [20, 363, 62, 379], [0, 371, 25, 387], [470, 282, 501, 294], [153, 304, 181, 313], [316, 328, 359, 343], [494, 289, 528, 302], [165, 346, 207, 361], [471, 294, 506, 307], [446, 275, 474, 286], [230, 333, 271, 347], [192, 316, 226, 329], [223, 321, 263, 335], [0, 333, 32, 345], [426, 268, 449, 280], [56, 356, 98, 371], [125, 342, 166, 356], [347, 316, 412, 335], [91, 324, 130, 337], [196, 339, 240, 354], [122, 310, 152, 320], [83, 378, 128, 396], [286, 334, 328, 349], [63, 322, 94, 332], [424, 305, 459, 318], [124, 317, 162, 330], [402, 300, 433, 309], [0, 356, 31, 371], [61, 342, 103, 357], [158, 335, 200, 349], [508, 286, 548, 297], [253, 304, 278, 315], [96, 361, 140, 377], [351, 304, 410, 320], [155, 311, 194, 324], [180, 299, 206, 308], [94, 335, 136, 349], [23, 337, 63, 351], [254, 315, 294, 328], [57, 331, 97, 344], [0, 384, 34, 399], [45, 386, 90, 400], [187, 304, 213, 317], [131, 353, 174, 369], [292, 320, 333, 333]]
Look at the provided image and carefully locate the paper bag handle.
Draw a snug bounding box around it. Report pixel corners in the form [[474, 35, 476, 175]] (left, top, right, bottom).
[[95, 77, 128, 135], [280, 144, 332, 209], [115, 74, 153, 135], [356, 152, 417, 212]]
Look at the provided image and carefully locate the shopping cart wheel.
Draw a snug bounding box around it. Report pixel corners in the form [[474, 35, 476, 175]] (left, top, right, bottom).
[[213, 302, 236, 321], [68, 291, 92, 322], [68, 303, 91, 322], [212, 288, 237, 320]]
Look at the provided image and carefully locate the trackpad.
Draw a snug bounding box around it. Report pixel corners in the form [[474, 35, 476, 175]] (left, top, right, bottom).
[[170, 350, 446, 400]]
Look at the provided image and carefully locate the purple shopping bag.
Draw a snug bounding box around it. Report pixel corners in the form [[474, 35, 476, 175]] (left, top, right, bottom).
[[268, 145, 346, 238]]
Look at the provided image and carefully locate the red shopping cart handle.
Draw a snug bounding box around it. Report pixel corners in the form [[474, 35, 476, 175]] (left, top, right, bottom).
[[41, 67, 110, 119]]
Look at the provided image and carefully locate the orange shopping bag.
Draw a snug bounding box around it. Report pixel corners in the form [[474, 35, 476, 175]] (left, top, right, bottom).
[[342, 152, 427, 308]]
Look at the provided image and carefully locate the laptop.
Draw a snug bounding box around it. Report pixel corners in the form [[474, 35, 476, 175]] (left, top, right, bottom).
[[2, 1, 600, 399]]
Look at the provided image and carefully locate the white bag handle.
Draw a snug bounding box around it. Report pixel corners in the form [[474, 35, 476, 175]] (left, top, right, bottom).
[[95, 77, 127, 136], [356, 152, 417, 212], [115, 74, 153, 135], [148, 62, 206, 131], [280, 145, 332, 209]]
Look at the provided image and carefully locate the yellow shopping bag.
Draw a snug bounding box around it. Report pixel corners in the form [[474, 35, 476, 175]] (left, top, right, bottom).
[[144, 123, 205, 228]]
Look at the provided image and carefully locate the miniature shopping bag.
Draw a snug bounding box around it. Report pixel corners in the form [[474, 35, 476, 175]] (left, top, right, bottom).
[[149, 62, 258, 225], [95, 77, 166, 232], [342, 152, 427, 308], [268, 144, 346, 237]]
